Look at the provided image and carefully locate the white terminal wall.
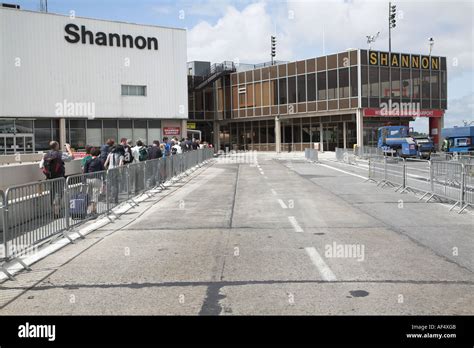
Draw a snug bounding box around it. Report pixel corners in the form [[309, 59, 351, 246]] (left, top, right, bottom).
[[0, 8, 188, 119]]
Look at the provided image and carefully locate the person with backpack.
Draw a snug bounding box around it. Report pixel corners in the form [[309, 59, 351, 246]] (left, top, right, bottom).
[[120, 138, 134, 165], [100, 138, 115, 164], [83, 147, 104, 217], [148, 140, 163, 160], [133, 140, 148, 162], [131, 140, 147, 193], [39, 141, 74, 217], [104, 144, 125, 204], [171, 141, 182, 155]]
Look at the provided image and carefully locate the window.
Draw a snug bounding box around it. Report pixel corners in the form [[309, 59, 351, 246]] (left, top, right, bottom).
[[121, 85, 147, 96], [317, 72, 327, 100], [255, 82, 262, 107], [440, 71, 446, 99], [288, 76, 296, 104], [262, 81, 270, 106], [338, 68, 349, 98], [401, 69, 411, 98], [421, 71, 430, 99], [246, 84, 254, 107], [361, 66, 368, 97], [34, 120, 52, 151], [271, 80, 278, 105], [350, 67, 358, 97], [380, 67, 390, 98], [369, 67, 379, 97], [278, 78, 287, 104], [307, 73, 316, 102], [412, 70, 420, 99], [391, 68, 401, 98], [327, 70, 337, 99], [297, 75, 306, 102], [103, 120, 118, 144], [430, 71, 439, 99]]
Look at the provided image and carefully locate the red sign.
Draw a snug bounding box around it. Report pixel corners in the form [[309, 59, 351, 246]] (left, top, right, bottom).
[[363, 108, 444, 118], [163, 127, 181, 136]]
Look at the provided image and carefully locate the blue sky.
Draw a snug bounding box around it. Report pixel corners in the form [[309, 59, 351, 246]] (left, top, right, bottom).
[[14, 0, 474, 130]]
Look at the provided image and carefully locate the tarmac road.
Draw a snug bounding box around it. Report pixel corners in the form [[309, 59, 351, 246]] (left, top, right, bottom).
[[0, 153, 473, 315]]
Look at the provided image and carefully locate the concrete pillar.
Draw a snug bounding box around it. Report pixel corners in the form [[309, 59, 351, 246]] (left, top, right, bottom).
[[430, 116, 444, 151], [356, 109, 364, 152], [181, 119, 187, 139], [319, 122, 324, 152], [213, 121, 220, 151], [343, 121, 347, 149], [59, 118, 67, 148], [275, 116, 281, 153]]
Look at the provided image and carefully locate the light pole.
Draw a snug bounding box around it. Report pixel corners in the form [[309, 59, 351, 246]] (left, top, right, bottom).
[[428, 37, 434, 56], [271, 36, 276, 65], [388, 3, 397, 101]]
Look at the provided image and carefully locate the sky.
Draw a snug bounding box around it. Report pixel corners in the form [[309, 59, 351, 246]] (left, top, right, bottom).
[[14, 0, 474, 131]]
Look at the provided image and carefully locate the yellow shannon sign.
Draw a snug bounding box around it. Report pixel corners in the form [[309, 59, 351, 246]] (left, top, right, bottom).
[[368, 51, 440, 70]]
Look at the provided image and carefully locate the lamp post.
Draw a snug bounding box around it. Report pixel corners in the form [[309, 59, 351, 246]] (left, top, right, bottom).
[[271, 36, 276, 65], [388, 2, 397, 101]]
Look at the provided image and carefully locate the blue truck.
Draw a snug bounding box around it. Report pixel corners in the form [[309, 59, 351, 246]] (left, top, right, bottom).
[[441, 126, 474, 153], [377, 126, 435, 158]]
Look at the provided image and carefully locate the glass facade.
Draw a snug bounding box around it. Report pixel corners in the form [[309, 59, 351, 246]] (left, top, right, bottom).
[[189, 49, 447, 150]]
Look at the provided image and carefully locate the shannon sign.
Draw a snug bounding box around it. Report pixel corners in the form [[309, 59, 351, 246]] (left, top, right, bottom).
[[368, 51, 440, 70], [64, 24, 158, 50]]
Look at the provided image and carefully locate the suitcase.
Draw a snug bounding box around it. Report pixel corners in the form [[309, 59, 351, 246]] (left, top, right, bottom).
[[70, 192, 89, 219]]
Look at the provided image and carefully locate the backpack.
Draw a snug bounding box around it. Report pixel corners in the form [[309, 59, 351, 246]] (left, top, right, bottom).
[[171, 146, 177, 155], [139, 146, 148, 161], [99, 144, 110, 162], [42, 151, 64, 179], [123, 145, 134, 164], [84, 157, 104, 173]]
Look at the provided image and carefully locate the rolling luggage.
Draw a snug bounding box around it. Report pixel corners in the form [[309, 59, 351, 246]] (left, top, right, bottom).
[[70, 192, 89, 219]]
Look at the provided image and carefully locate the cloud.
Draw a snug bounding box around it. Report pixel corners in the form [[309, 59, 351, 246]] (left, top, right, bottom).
[[444, 92, 474, 128], [187, 2, 292, 64]]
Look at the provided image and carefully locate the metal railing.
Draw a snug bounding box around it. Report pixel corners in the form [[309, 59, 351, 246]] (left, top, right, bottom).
[[0, 149, 214, 277], [367, 157, 473, 213], [335, 148, 357, 165], [304, 148, 318, 162]]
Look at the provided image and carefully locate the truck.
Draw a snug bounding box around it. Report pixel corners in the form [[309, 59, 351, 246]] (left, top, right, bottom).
[[377, 125, 435, 159], [441, 126, 474, 153]]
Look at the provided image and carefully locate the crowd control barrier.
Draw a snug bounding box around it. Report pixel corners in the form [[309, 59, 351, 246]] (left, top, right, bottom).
[[0, 149, 214, 279]]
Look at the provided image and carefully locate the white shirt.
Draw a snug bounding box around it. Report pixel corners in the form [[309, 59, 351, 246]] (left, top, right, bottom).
[[172, 144, 182, 154], [131, 146, 141, 163]]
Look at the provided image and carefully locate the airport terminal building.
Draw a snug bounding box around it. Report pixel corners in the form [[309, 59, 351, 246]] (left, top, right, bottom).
[[0, 6, 188, 154], [188, 49, 447, 151]]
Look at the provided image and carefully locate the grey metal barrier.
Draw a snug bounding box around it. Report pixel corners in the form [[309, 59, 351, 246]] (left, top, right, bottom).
[[460, 164, 474, 213], [367, 156, 386, 183], [304, 148, 318, 162], [426, 161, 464, 210], [66, 170, 108, 229], [335, 148, 356, 164], [402, 159, 431, 195], [0, 149, 213, 275], [2, 177, 67, 264]]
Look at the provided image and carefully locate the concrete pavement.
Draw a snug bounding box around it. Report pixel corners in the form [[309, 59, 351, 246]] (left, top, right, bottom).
[[1, 152, 473, 315]]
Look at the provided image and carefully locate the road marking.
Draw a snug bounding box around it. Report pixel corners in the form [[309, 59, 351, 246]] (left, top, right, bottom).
[[305, 247, 337, 281], [288, 216, 303, 232], [270, 189, 277, 196], [264, 176, 269, 179], [318, 162, 368, 180], [277, 199, 288, 209]]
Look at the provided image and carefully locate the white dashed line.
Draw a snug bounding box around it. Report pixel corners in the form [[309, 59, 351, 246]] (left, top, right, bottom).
[[305, 247, 337, 281], [288, 216, 303, 232], [317, 162, 368, 180], [277, 199, 288, 209], [270, 189, 277, 196]]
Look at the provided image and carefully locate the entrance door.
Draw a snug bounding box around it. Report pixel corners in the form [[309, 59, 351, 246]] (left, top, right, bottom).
[[324, 125, 338, 151]]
